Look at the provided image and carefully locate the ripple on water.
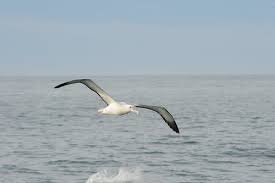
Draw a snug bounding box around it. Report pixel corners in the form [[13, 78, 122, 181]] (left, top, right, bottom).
[[150, 140, 198, 145], [15, 168, 42, 175]]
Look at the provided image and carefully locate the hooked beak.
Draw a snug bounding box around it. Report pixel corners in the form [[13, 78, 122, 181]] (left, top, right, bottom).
[[131, 108, 139, 114]]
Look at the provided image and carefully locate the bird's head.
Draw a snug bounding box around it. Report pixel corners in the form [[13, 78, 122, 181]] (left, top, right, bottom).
[[128, 105, 139, 114]]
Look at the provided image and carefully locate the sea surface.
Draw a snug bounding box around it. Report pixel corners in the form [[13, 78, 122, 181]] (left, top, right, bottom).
[[0, 75, 275, 183]]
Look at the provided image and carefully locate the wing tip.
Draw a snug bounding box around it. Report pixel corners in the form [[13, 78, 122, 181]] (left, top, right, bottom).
[[172, 125, 180, 134], [54, 83, 65, 88], [54, 79, 92, 89]]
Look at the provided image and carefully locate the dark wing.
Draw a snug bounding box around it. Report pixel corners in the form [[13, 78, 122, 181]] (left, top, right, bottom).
[[135, 104, 179, 133], [54, 79, 116, 105]]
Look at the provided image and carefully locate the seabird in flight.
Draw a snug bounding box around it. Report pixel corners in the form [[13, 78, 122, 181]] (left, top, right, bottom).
[[54, 79, 179, 133]]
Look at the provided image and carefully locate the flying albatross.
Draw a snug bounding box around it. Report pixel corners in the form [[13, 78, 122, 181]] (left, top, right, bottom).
[[54, 79, 179, 133]]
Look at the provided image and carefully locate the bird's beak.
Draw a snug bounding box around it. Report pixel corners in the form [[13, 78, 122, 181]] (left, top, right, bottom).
[[131, 108, 139, 114]]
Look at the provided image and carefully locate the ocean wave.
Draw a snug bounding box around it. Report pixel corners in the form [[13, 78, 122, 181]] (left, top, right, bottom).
[[86, 167, 142, 183]]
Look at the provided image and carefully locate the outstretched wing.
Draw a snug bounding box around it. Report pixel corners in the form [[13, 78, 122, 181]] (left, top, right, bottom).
[[54, 79, 116, 105], [135, 105, 179, 133]]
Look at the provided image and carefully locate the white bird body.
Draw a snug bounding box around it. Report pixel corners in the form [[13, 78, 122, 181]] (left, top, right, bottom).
[[98, 102, 138, 115]]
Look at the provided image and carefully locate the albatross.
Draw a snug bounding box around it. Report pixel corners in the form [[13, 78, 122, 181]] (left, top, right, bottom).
[[54, 79, 179, 133]]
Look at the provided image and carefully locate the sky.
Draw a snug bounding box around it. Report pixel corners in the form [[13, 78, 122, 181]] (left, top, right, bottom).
[[0, 0, 275, 75]]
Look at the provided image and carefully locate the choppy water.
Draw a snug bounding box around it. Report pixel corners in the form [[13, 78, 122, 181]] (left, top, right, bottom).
[[0, 75, 275, 183]]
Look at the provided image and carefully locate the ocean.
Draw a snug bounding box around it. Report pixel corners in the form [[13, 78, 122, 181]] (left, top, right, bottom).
[[0, 75, 275, 183]]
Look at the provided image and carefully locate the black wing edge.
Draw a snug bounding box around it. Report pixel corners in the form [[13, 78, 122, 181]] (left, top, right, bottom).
[[54, 79, 89, 88], [135, 105, 180, 134]]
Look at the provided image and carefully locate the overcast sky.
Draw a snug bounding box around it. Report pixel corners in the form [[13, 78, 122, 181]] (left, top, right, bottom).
[[0, 0, 274, 75]]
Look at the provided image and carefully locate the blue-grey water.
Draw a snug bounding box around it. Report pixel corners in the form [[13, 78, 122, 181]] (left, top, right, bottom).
[[0, 75, 275, 183]]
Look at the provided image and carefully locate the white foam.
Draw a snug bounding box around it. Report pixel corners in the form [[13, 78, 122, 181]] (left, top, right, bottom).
[[86, 167, 142, 183]]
